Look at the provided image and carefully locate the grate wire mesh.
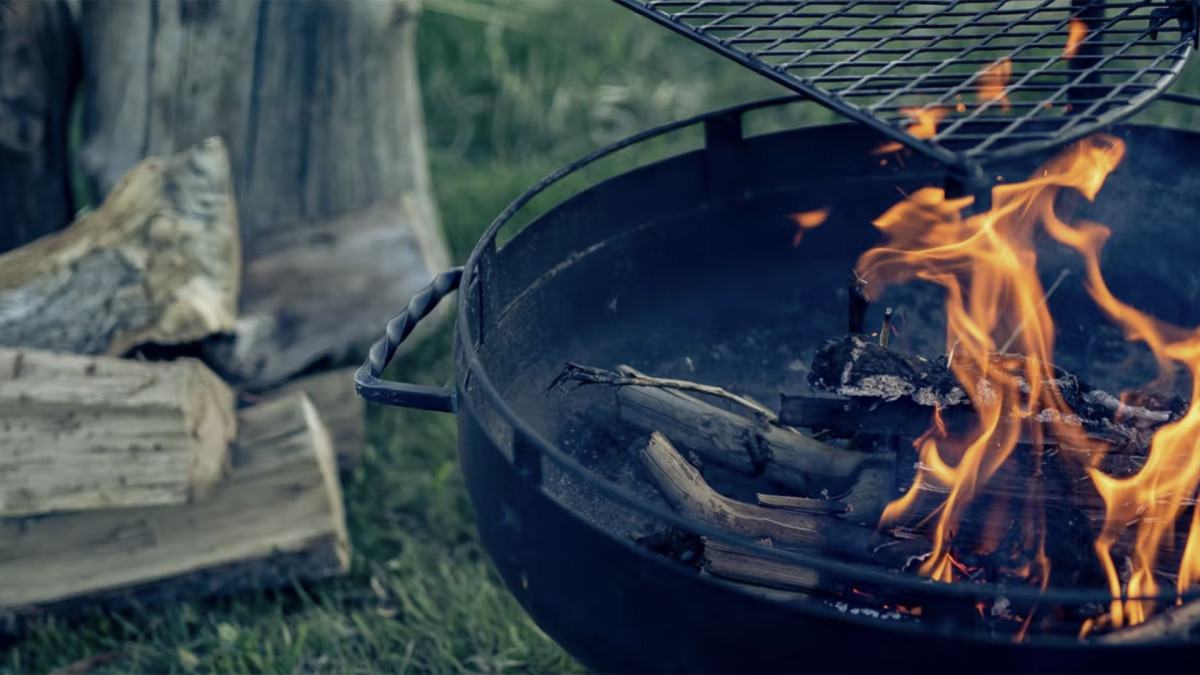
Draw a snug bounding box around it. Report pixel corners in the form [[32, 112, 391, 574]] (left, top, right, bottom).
[[614, 0, 1197, 171]]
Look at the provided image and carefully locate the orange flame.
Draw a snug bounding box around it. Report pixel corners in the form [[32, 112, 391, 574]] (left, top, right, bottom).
[[863, 133, 1200, 629], [1064, 19, 1087, 60], [977, 58, 1012, 112], [874, 107, 947, 154], [791, 207, 830, 247]]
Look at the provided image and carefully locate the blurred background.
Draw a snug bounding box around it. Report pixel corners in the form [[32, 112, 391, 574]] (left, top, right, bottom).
[[7, 0, 1200, 672]]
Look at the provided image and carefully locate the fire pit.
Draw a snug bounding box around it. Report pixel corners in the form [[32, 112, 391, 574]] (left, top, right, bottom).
[[359, 3, 1200, 672]]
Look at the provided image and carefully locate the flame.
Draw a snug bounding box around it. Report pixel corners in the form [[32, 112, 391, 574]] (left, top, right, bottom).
[[791, 207, 830, 247], [977, 58, 1012, 112], [862, 133, 1200, 629], [874, 107, 947, 154], [1064, 19, 1087, 60]]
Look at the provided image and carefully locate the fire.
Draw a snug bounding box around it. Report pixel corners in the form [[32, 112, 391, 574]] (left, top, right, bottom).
[[791, 207, 830, 247], [861, 132, 1200, 630], [1064, 19, 1087, 60], [976, 58, 1012, 111], [874, 107, 946, 154]]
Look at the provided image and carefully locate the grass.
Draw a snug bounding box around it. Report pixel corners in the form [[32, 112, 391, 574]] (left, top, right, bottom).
[[7, 1, 1200, 672], [3, 2, 784, 673]]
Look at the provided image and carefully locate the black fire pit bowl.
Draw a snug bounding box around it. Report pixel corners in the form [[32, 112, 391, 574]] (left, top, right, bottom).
[[357, 94, 1200, 674]]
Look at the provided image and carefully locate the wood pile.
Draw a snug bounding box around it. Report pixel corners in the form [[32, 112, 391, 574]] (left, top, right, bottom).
[[0, 0, 447, 622]]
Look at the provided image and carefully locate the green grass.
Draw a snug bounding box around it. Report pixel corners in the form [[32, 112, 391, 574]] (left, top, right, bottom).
[[7, 1, 1200, 672], [3, 2, 785, 673]]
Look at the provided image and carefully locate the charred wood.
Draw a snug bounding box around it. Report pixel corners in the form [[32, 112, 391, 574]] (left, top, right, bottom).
[[637, 432, 925, 569], [701, 536, 819, 595], [554, 362, 895, 522], [552, 362, 777, 420], [618, 375, 894, 523], [755, 494, 850, 516], [799, 335, 1181, 451], [1097, 600, 1200, 644]]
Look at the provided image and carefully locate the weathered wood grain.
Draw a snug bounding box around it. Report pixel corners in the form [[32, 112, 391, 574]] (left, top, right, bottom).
[[0, 0, 80, 253], [0, 137, 240, 356], [203, 202, 448, 391], [266, 366, 364, 472], [80, 0, 450, 390], [0, 392, 348, 612], [0, 347, 236, 518]]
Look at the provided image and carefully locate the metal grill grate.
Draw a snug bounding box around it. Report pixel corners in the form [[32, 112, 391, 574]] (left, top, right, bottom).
[[614, 0, 1197, 172]]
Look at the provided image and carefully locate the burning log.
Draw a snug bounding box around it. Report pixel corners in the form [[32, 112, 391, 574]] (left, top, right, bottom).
[[637, 432, 924, 569], [0, 138, 240, 356], [556, 363, 894, 522], [1097, 599, 1200, 644], [795, 335, 1180, 450], [0, 347, 235, 518]]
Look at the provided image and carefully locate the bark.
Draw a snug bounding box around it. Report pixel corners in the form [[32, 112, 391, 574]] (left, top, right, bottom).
[[0, 137, 240, 355]]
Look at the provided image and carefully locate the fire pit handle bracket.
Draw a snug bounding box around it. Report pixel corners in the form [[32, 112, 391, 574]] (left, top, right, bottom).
[[703, 112, 747, 203], [355, 267, 464, 412]]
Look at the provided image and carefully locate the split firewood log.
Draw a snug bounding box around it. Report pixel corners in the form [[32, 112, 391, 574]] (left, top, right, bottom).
[[0, 347, 235, 518], [264, 366, 365, 473], [0, 138, 239, 356], [0, 392, 348, 616]]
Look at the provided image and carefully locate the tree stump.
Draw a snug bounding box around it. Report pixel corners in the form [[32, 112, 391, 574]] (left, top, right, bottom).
[[79, 0, 451, 391], [0, 0, 80, 253]]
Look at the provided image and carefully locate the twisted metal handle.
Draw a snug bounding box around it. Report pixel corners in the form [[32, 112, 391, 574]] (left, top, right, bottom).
[[354, 267, 463, 411]]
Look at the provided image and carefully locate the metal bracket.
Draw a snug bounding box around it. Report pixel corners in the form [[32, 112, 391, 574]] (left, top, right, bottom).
[[944, 161, 995, 215], [513, 431, 544, 486], [703, 112, 748, 204], [1151, 0, 1200, 48]]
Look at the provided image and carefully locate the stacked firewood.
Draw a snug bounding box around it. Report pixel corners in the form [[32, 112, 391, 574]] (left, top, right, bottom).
[[0, 0, 448, 623], [0, 140, 358, 623]]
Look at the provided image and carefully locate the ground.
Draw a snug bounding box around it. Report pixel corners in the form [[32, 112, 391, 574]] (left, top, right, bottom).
[[5, 1, 1200, 672]]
